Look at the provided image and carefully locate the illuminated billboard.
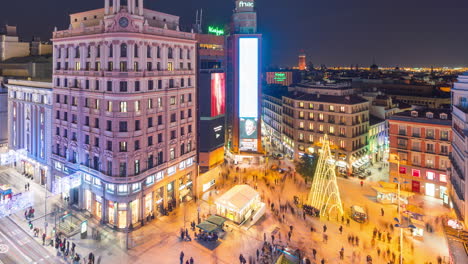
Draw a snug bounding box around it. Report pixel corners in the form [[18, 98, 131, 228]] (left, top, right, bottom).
[[239, 37, 259, 151], [211, 73, 226, 117], [240, 117, 257, 139], [238, 37, 259, 118]]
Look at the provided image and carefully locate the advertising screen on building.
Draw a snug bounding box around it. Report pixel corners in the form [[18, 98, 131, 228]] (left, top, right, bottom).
[[239, 37, 258, 118], [238, 37, 259, 151], [240, 117, 257, 139], [211, 73, 226, 117]]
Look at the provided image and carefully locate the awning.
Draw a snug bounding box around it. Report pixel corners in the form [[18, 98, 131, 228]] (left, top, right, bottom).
[[206, 215, 227, 227], [371, 186, 415, 198], [196, 222, 220, 233]]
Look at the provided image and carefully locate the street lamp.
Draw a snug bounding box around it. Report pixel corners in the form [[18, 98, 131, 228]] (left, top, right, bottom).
[[393, 175, 409, 264], [393, 217, 416, 264]]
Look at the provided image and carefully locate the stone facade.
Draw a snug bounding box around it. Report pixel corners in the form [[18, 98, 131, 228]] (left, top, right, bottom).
[[450, 72, 468, 226], [6, 80, 53, 188], [51, 0, 197, 230], [389, 109, 451, 200]]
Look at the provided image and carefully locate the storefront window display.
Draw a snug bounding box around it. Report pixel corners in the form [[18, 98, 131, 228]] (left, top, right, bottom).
[[95, 196, 102, 220], [108, 201, 115, 225], [131, 199, 139, 224], [167, 181, 175, 210], [145, 193, 153, 217], [118, 203, 127, 229], [156, 186, 164, 215], [85, 190, 92, 212]]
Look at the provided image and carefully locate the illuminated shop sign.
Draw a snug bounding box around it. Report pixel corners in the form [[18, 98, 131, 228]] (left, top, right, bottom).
[[238, 1, 254, 8], [208, 26, 225, 36], [211, 73, 226, 117], [274, 73, 287, 82]]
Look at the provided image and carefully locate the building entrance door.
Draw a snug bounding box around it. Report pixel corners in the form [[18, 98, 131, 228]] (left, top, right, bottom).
[[412, 180, 420, 193]]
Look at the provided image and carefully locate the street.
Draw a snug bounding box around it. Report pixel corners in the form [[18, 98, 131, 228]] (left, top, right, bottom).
[[0, 216, 61, 264]]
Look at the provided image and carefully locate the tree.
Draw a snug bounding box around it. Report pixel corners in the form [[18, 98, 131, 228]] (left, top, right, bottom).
[[295, 154, 319, 184]]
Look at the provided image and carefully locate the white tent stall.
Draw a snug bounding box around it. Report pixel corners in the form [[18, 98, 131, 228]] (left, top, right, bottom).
[[215, 185, 265, 225]]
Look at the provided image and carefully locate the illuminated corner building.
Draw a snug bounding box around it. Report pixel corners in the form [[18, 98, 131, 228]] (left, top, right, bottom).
[[450, 72, 468, 226], [194, 32, 226, 193], [226, 0, 263, 161], [51, 0, 197, 230], [298, 53, 306, 71], [389, 109, 451, 200], [6, 80, 53, 189]]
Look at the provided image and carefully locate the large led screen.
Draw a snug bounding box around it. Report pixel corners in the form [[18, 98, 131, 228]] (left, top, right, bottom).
[[239, 37, 259, 152], [211, 73, 226, 117], [238, 37, 259, 118], [240, 117, 258, 139]]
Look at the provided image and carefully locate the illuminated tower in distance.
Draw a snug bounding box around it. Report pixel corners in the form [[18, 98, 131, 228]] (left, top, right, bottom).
[[298, 52, 306, 70]]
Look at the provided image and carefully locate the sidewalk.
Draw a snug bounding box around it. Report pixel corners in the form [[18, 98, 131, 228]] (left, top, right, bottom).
[[0, 167, 128, 264]]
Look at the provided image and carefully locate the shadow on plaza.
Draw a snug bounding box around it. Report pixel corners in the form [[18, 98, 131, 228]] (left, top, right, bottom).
[[195, 239, 221, 250]]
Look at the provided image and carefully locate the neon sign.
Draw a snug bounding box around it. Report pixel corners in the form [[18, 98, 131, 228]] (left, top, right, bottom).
[[238, 1, 254, 8], [274, 73, 287, 82], [208, 26, 225, 36]]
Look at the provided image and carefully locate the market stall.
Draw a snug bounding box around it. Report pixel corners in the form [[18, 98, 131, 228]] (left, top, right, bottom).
[[215, 185, 265, 225]]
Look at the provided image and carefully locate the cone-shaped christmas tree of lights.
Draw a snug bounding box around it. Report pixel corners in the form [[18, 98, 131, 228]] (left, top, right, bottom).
[[307, 134, 344, 216]]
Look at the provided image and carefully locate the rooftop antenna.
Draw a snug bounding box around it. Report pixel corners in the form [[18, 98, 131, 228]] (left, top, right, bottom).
[[194, 9, 203, 34]]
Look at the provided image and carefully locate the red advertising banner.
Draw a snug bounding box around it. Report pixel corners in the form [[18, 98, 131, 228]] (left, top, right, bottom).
[[211, 73, 226, 117]]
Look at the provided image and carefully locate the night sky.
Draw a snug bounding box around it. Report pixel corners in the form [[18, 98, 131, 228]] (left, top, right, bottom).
[[1, 0, 468, 67]]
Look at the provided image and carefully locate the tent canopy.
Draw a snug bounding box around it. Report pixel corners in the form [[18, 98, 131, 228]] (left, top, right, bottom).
[[206, 215, 226, 226], [196, 222, 219, 233], [372, 186, 414, 198], [215, 185, 259, 213]]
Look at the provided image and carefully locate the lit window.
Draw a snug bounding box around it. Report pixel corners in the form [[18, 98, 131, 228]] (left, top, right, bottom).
[[426, 171, 435, 180], [120, 101, 127, 112], [412, 169, 420, 177], [319, 113, 324, 121], [299, 122, 304, 129], [439, 174, 447, 183], [319, 124, 323, 132], [340, 140, 345, 149], [135, 101, 141, 112], [118, 184, 128, 193], [329, 126, 335, 134], [329, 105, 335, 111]]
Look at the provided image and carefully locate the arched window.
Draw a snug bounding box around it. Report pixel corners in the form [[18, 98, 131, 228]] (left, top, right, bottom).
[[120, 43, 127, 58], [168, 47, 173, 59], [109, 44, 113, 57], [75, 46, 80, 58], [96, 45, 101, 57]]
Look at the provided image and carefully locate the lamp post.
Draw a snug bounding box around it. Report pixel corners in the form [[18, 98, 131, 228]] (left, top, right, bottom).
[[393, 216, 416, 264], [393, 176, 409, 264]]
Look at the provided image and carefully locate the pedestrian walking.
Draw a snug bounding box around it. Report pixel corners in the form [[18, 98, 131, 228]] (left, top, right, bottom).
[[340, 247, 344, 260], [339, 226, 343, 234], [323, 224, 327, 233], [256, 249, 259, 260], [360, 180, 363, 187], [312, 248, 317, 260], [321, 258, 325, 264], [381, 208, 385, 216], [190, 257, 194, 264], [42, 233, 46, 245], [180, 251, 185, 264]]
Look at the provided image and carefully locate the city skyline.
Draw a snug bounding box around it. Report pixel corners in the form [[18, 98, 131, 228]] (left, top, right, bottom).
[[1, 0, 468, 67]]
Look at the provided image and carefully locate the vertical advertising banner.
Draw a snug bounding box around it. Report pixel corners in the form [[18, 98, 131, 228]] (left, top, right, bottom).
[[211, 73, 226, 117], [238, 37, 259, 151]]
